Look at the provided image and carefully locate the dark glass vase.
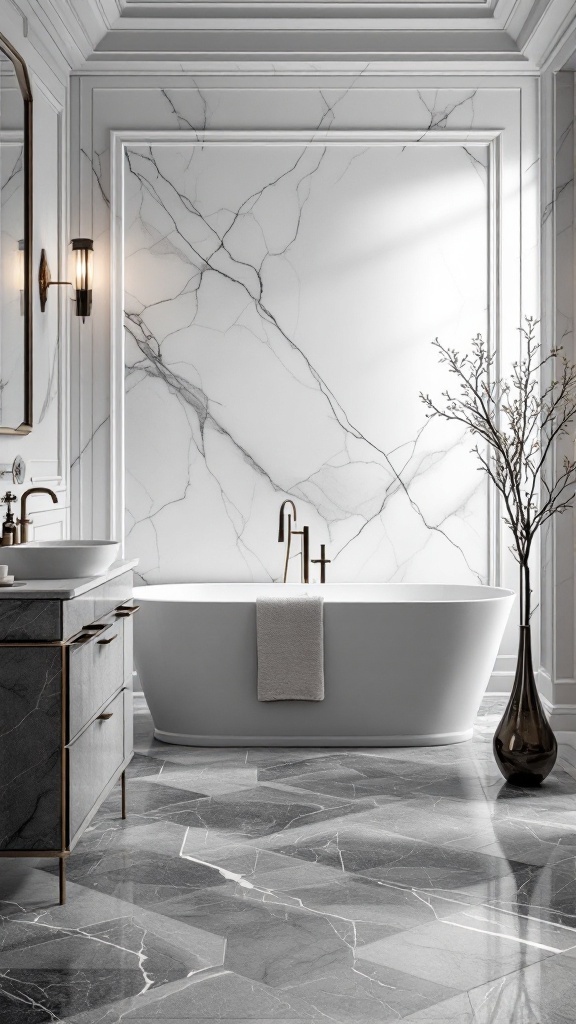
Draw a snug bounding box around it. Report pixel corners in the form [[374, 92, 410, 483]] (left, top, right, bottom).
[[493, 625, 557, 786]]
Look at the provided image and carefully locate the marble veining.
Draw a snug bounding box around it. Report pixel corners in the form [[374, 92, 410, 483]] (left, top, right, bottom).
[[1, 696, 576, 1022], [123, 129, 490, 586], [0, 646, 63, 851]]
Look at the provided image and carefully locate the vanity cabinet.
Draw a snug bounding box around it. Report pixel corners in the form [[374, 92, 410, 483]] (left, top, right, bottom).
[[0, 562, 138, 903]]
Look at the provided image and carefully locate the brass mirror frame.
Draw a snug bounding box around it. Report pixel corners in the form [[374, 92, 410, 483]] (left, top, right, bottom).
[[0, 32, 32, 435]]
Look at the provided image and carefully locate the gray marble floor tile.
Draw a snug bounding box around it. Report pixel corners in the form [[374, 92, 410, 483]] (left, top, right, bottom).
[[277, 960, 459, 1023], [80, 818, 188, 856], [42, 848, 227, 908], [166, 786, 367, 839], [2, 697, 576, 1022], [467, 954, 576, 1023], [270, 825, 522, 890], [100, 779, 209, 817], [127, 753, 169, 778], [119, 968, 319, 1019], [355, 908, 563, 991], [402, 991, 477, 1021], [144, 766, 260, 797]]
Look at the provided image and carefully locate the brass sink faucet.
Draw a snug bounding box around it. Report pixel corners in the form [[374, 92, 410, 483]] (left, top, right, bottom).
[[17, 487, 58, 543]]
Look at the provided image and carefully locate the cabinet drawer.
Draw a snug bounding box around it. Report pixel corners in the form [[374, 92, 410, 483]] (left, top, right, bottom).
[[68, 621, 124, 740], [68, 689, 125, 842], [62, 571, 133, 642]]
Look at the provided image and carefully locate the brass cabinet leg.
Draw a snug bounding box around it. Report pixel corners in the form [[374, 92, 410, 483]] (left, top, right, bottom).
[[59, 857, 66, 905], [121, 770, 127, 820]]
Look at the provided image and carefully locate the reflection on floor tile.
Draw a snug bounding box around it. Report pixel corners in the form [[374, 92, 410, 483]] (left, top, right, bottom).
[[1, 696, 576, 1022]]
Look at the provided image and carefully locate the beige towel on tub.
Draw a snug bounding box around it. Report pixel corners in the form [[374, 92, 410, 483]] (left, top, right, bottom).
[[256, 596, 324, 701]]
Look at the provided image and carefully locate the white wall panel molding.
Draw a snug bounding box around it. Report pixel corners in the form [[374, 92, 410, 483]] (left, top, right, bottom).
[[109, 126, 503, 578], [539, 69, 575, 718], [27, 73, 70, 503]]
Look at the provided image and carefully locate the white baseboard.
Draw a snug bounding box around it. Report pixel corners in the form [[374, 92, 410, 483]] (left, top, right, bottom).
[[488, 654, 516, 693], [540, 693, 576, 734], [557, 733, 576, 781], [487, 671, 514, 693]]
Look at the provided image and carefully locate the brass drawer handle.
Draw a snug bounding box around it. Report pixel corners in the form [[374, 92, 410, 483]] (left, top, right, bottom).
[[69, 622, 112, 646], [70, 633, 96, 647], [97, 712, 113, 720], [97, 634, 118, 646], [115, 603, 140, 618]]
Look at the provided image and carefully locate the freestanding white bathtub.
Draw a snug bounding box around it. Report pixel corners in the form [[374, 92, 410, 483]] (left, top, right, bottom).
[[133, 583, 514, 747]]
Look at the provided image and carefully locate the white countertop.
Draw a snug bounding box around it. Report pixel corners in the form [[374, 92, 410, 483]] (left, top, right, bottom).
[[0, 559, 139, 600]]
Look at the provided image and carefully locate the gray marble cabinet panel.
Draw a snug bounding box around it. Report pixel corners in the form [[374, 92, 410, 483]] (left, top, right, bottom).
[[0, 646, 63, 850], [0, 601, 61, 642], [68, 689, 125, 842], [68, 622, 125, 741]]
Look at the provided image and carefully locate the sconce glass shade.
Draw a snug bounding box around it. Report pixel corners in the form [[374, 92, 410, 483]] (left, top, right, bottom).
[[17, 239, 25, 315], [17, 238, 25, 286], [72, 237, 93, 322]]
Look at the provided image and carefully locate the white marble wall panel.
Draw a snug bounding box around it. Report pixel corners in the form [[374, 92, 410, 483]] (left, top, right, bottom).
[[123, 137, 490, 583], [71, 75, 538, 682]]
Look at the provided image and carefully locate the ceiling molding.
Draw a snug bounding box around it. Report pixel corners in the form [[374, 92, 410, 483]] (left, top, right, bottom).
[[88, 27, 526, 61], [6, 0, 576, 71], [518, 0, 576, 67], [84, 0, 528, 68], [21, 0, 121, 67]]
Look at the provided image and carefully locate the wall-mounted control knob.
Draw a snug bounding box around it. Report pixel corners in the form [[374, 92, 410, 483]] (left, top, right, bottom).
[[0, 457, 25, 485], [311, 544, 331, 584]]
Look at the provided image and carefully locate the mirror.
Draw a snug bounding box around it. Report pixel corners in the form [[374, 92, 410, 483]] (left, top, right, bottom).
[[0, 33, 32, 434]]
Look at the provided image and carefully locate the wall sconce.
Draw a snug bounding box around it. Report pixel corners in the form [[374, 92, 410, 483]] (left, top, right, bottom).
[[39, 238, 94, 322], [72, 238, 93, 321]]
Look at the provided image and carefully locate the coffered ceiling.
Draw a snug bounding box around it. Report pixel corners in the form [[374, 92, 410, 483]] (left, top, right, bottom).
[[18, 0, 576, 71]]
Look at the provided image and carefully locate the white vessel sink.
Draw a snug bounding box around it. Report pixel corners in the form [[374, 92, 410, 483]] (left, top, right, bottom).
[[1, 541, 121, 580]]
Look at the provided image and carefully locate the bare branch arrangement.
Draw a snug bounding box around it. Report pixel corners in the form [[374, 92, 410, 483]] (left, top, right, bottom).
[[420, 317, 576, 626]]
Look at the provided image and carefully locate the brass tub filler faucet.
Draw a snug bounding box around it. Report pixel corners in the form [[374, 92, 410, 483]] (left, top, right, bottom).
[[278, 500, 330, 583]]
